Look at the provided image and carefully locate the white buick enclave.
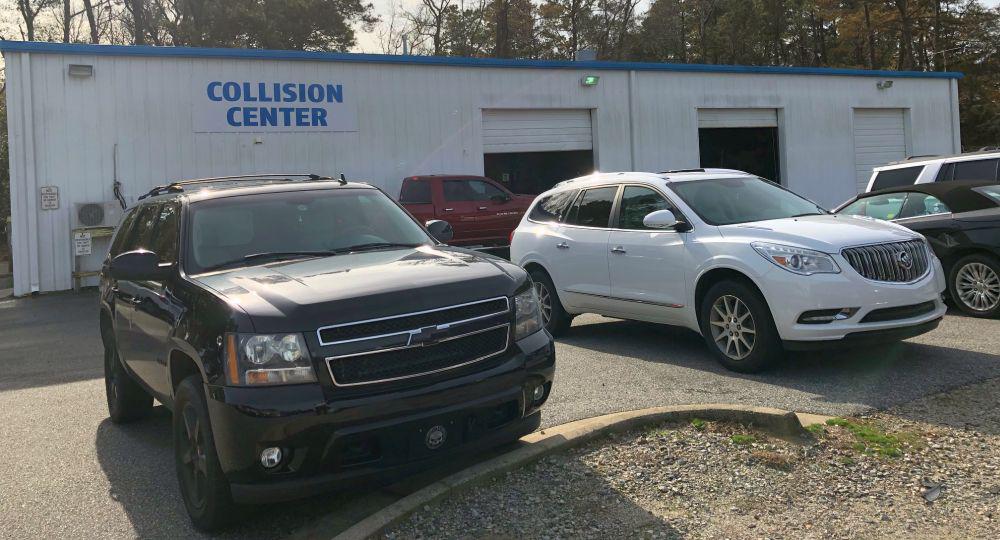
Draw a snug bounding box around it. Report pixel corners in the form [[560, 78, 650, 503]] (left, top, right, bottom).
[[511, 170, 947, 372]]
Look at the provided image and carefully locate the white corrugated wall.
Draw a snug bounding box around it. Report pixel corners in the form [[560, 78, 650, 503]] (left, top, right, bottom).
[[2, 48, 961, 295]]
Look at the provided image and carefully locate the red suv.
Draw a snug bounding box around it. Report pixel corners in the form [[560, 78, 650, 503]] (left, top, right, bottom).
[[400, 175, 535, 247]]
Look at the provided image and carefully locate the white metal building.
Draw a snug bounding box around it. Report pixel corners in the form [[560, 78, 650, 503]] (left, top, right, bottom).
[[1, 41, 962, 295]]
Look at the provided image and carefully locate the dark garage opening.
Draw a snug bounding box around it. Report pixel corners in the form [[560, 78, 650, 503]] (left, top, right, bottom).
[[699, 127, 781, 183], [484, 150, 594, 195]]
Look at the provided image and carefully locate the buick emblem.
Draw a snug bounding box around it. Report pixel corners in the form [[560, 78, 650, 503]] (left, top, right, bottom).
[[425, 425, 447, 450], [896, 250, 913, 270]]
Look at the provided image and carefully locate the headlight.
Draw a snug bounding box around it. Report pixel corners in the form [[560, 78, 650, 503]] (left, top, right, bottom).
[[513, 287, 544, 339], [225, 333, 316, 386], [752, 242, 840, 275]]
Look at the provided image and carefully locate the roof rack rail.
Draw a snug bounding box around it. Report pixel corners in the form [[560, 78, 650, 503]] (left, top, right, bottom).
[[137, 173, 336, 200], [659, 168, 706, 174]]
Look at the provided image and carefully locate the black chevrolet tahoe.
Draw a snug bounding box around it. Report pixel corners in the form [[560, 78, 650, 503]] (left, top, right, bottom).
[[98, 174, 555, 530]]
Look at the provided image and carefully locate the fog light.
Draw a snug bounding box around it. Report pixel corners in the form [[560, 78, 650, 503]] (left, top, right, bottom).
[[532, 385, 545, 402], [797, 307, 858, 324], [260, 447, 282, 469]]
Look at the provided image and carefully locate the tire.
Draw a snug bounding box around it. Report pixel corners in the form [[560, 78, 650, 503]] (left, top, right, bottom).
[[698, 279, 783, 373], [103, 335, 153, 424], [529, 268, 572, 337], [173, 375, 236, 532], [948, 253, 1000, 318]]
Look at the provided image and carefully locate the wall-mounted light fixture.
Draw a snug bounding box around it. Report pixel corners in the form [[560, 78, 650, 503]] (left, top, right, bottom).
[[876, 80, 894, 90], [68, 64, 94, 78], [581, 75, 600, 87]]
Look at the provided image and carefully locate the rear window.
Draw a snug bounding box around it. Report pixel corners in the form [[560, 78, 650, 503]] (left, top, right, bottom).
[[399, 180, 432, 204], [528, 190, 577, 223], [870, 166, 922, 191]]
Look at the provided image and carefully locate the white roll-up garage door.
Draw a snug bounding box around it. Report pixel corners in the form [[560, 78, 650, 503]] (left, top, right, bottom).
[[853, 109, 907, 192], [698, 108, 778, 128], [482, 109, 593, 153]]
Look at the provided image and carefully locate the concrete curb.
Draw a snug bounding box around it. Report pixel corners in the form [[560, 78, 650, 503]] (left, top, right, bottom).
[[332, 404, 826, 540]]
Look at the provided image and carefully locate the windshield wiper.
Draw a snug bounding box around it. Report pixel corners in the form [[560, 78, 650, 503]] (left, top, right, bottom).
[[331, 242, 424, 254], [200, 251, 336, 273], [790, 211, 826, 218]]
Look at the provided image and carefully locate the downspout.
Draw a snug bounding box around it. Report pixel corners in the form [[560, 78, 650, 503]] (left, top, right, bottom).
[[949, 78, 961, 153], [628, 70, 638, 170]]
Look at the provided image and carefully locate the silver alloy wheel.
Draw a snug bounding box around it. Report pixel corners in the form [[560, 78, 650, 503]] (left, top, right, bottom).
[[534, 281, 553, 325], [708, 295, 757, 361], [955, 262, 1000, 312]]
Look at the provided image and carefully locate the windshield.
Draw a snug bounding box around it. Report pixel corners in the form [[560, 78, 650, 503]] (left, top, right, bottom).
[[667, 177, 826, 226], [185, 189, 431, 273]]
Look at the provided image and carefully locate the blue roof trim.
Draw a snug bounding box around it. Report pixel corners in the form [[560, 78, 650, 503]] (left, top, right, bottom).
[[0, 40, 964, 79]]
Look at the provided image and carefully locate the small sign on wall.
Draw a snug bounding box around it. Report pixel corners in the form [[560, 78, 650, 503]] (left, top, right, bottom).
[[40, 186, 59, 210], [73, 231, 93, 256]]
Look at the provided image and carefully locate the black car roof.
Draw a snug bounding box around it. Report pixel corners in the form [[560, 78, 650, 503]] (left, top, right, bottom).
[[135, 175, 376, 205], [858, 180, 1000, 214]]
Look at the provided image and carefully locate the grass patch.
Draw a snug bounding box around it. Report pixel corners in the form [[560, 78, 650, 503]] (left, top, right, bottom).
[[825, 417, 904, 458], [805, 423, 826, 435], [731, 434, 756, 446], [690, 418, 707, 431]]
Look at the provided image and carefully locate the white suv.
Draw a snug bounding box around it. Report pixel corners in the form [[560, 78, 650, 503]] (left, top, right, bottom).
[[865, 150, 1000, 192], [511, 170, 947, 372]]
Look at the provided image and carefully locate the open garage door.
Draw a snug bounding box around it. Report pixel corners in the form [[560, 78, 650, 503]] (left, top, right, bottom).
[[483, 109, 594, 194], [853, 109, 907, 193], [698, 108, 780, 182]]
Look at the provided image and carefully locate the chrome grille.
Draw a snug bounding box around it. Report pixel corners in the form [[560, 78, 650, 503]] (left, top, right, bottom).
[[841, 240, 929, 283], [317, 297, 511, 387]]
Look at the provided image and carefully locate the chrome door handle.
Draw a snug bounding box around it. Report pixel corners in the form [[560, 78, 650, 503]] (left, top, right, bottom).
[[611, 246, 627, 254], [556, 242, 569, 249], [478, 206, 488, 210], [443, 208, 454, 212]]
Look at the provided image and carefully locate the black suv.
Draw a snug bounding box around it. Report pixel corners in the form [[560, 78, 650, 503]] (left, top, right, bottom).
[[98, 175, 555, 530]]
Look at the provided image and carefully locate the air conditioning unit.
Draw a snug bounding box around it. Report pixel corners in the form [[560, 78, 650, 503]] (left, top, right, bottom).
[[73, 202, 123, 229]]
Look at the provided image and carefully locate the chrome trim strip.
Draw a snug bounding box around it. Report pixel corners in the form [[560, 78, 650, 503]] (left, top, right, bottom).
[[562, 289, 684, 308], [840, 239, 930, 285], [325, 323, 510, 387], [315, 296, 510, 346]]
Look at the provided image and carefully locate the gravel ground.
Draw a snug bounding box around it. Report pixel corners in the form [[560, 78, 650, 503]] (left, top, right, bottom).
[[386, 378, 1000, 539]]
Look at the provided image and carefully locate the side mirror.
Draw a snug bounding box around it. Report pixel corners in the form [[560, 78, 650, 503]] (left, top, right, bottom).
[[425, 220, 454, 243], [110, 250, 172, 281], [642, 209, 691, 231]]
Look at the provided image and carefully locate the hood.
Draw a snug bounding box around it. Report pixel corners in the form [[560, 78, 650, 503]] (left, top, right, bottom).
[[719, 214, 921, 252], [193, 246, 525, 333]]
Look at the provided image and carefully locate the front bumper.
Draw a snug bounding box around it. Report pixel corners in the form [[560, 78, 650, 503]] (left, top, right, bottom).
[[758, 256, 947, 343], [204, 329, 554, 504]]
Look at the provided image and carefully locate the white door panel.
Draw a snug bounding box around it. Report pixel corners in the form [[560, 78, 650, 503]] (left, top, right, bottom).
[[548, 225, 611, 312], [608, 230, 689, 323], [853, 109, 907, 193], [483, 109, 593, 153]]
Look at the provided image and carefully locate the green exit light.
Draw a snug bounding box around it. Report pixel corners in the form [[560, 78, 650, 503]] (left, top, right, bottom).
[[581, 75, 600, 87]]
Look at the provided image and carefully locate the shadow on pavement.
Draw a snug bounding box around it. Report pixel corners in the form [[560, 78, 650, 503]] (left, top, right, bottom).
[[558, 314, 1000, 433]]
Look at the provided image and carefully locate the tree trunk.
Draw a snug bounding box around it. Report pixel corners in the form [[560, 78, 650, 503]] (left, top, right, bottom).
[[17, 0, 36, 41], [63, 0, 70, 42], [83, 0, 100, 43], [131, 0, 146, 45], [863, 1, 877, 69], [894, 0, 914, 70]]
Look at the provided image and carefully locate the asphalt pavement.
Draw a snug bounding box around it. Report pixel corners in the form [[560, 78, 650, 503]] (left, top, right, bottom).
[[1, 291, 999, 539]]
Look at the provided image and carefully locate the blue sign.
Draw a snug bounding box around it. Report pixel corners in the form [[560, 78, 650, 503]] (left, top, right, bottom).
[[194, 80, 358, 133]]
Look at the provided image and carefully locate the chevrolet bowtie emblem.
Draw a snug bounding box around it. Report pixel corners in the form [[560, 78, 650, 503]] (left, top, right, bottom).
[[408, 324, 450, 346]]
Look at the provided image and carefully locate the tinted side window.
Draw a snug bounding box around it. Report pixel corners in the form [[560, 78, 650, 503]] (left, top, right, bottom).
[[618, 186, 676, 230], [443, 179, 505, 202], [566, 187, 617, 228], [871, 166, 922, 191], [400, 181, 432, 204], [528, 190, 576, 223], [839, 193, 905, 220], [129, 205, 161, 253], [150, 203, 181, 262], [950, 159, 999, 182], [109, 207, 139, 257]]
